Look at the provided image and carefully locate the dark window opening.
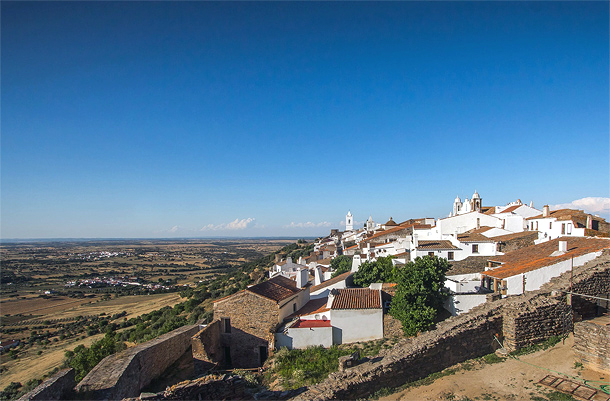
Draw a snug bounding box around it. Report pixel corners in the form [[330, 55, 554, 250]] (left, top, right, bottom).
[[472, 244, 479, 254], [223, 318, 231, 333], [428, 252, 434, 257], [448, 252, 454, 261], [592, 220, 599, 231], [259, 346, 268, 366], [293, 303, 296, 312], [223, 346, 232, 367]]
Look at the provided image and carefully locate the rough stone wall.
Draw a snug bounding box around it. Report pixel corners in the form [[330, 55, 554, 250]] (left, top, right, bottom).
[[496, 232, 538, 253], [75, 324, 199, 400], [573, 321, 610, 372], [502, 296, 572, 351], [447, 256, 489, 275], [192, 320, 221, 363], [17, 369, 75, 401], [214, 291, 278, 368]]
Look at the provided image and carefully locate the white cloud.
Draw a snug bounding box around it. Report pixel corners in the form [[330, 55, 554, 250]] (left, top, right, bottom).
[[552, 197, 610, 216], [286, 221, 332, 228], [200, 218, 256, 231]]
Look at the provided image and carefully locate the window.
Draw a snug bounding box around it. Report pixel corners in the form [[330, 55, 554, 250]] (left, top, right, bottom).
[[448, 252, 454, 261], [293, 303, 296, 312], [535, 221, 538, 230], [472, 244, 479, 254], [549, 222, 552, 229], [567, 224, 572, 234], [428, 252, 434, 257], [561, 224, 565, 234], [222, 317, 231, 334]]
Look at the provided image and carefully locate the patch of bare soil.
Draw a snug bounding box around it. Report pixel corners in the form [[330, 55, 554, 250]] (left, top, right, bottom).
[[378, 335, 609, 401]]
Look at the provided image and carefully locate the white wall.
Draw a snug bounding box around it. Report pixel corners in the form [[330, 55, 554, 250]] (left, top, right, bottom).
[[278, 288, 311, 321], [444, 294, 487, 316], [331, 308, 383, 344], [310, 280, 347, 300], [505, 251, 603, 295], [528, 218, 585, 241], [275, 326, 333, 349], [436, 212, 501, 235], [445, 273, 481, 293]]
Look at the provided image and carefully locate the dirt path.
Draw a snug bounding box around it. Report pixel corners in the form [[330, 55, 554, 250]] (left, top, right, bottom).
[[378, 335, 609, 401]]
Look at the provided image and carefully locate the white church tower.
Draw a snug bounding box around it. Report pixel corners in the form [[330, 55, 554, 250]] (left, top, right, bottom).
[[366, 215, 375, 231], [346, 211, 354, 231]]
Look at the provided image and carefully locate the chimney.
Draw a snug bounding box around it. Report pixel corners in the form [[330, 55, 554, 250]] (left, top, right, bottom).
[[543, 205, 550, 217], [586, 215, 592, 229], [286, 256, 292, 265], [314, 266, 323, 286], [296, 268, 308, 288], [413, 233, 419, 248], [558, 241, 567, 253], [351, 255, 362, 272]]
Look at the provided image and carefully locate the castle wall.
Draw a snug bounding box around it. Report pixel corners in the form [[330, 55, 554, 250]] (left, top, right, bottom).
[[17, 369, 75, 401], [192, 319, 222, 363], [573, 320, 610, 372], [74, 324, 199, 400]]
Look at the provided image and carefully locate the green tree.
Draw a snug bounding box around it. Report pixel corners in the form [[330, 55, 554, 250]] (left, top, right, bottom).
[[330, 255, 352, 278], [352, 256, 397, 287], [389, 256, 450, 336]]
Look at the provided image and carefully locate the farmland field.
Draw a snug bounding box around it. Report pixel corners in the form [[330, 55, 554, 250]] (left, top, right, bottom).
[[0, 238, 293, 389]]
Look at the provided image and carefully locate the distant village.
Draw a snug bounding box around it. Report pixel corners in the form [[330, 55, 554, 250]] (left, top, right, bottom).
[[194, 191, 610, 368]]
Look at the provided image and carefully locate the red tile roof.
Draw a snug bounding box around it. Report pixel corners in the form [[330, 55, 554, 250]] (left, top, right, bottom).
[[331, 288, 381, 310], [526, 209, 606, 222], [482, 237, 610, 280], [498, 205, 521, 214], [417, 240, 460, 250], [246, 275, 302, 302], [457, 233, 494, 243], [362, 226, 409, 243], [310, 271, 351, 292], [466, 226, 494, 234], [492, 230, 538, 242], [286, 297, 330, 319], [290, 319, 331, 328]]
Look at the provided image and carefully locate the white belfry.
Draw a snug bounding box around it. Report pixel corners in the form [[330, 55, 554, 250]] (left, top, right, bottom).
[[346, 211, 353, 231]]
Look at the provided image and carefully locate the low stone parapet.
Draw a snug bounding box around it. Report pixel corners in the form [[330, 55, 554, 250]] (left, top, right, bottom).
[[17, 369, 75, 401]]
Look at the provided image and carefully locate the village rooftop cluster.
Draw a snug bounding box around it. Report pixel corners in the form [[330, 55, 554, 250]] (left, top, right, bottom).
[[193, 191, 610, 369]]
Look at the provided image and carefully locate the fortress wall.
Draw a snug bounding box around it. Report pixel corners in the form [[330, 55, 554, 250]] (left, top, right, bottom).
[[293, 252, 610, 401], [74, 324, 199, 400], [17, 369, 75, 401], [192, 319, 222, 363]]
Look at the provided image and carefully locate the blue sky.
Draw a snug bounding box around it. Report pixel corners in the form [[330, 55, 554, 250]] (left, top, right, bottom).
[[2, 1, 609, 239]]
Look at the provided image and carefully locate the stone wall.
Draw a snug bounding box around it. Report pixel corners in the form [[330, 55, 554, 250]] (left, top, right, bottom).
[[573, 320, 610, 372], [17, 369, 75, 401], [214, 291, 278, 368], [291, 251, 610, 400], [192, 320, 221, 363], [447, 256, 489, 275], [75, 324, 199, 400], [502, 296, 572, 351], [496, 232, 538, 253]]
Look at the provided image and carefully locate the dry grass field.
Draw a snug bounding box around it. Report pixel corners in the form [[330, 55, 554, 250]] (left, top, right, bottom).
[[0, 239, 291, 392]]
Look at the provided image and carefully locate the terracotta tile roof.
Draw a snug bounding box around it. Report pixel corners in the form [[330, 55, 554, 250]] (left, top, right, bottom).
[[316, 257, 333, 265], [331, 288, 381, 310], [498, 205, 521, 214], [393, 251, 410, 258], [286, 297, 330, 319], [362, 225, 408, 242], [457, 233, 495, 243], [345, 244, 358, 250], [482, 237, 610, 280], [384, 217, 398, 227], [492, 231, 538, 242], [482, 207, 496, 215], [526, 209, 605, 222], [417, 240, 460, 250], [310, 271, 351, 292], [290, 319, 331, 328], [467, 226, 494, 234], [246, 275, 302, 302]]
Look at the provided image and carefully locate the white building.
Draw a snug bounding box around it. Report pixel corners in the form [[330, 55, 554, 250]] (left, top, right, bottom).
[[526, 206, 609, 243]]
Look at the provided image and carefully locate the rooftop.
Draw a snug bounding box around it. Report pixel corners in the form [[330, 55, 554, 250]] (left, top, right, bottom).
[[290, 319, 331, 328], [331, 288, 381, 310], [286, 297, 330, 319], [310, 271, 351, 293], [482, 237, 610, 280], [417, 240, 460, 250], [457, 233, 495, 243], [246, 275, 302, 303]]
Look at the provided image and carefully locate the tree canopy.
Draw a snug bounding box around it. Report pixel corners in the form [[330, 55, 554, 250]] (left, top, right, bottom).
[[352, 256, 398, 287], [389, 256, 450, 336], [330, 255, 352, 278]]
